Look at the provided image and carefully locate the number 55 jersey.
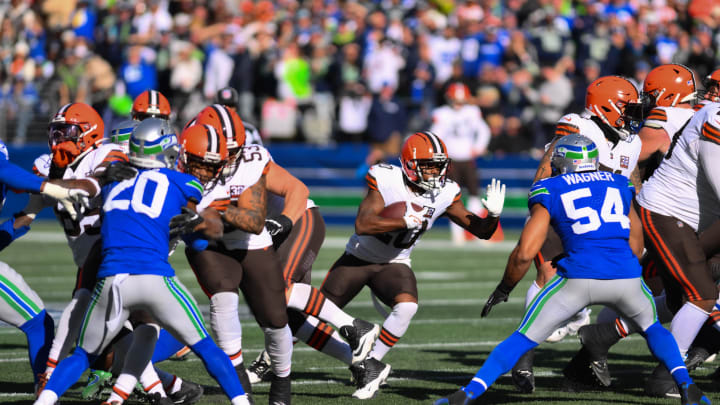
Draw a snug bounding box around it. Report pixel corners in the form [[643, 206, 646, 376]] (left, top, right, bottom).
[[528, 171, 640, 279], [346, 163, 461, 266]]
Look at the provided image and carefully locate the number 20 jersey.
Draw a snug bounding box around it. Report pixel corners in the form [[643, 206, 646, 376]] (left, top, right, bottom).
[[346, 164, 461, 266], [529, 171, 640, 279]]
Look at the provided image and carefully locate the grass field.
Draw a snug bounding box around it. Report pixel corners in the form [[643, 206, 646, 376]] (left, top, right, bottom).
[[0, 222, 717, 404]]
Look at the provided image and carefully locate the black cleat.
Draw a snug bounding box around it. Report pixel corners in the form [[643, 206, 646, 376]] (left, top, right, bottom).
[[578, 323, 621, 364], [680, 382, 711, 405], [563, 347, 609, 390], [148, 393, 175, 405], [339, 319, 380, 364], [349, 357, 391, 399], [246, 350, 272, 384], [685, 346, 711, 372], [645, 364, 680, 398], [433, 389, 478, 405], [511, 349, 535, 393], [268, 374, 291, 405], [234, 363, 254, 405], [168, 379, 204, 404]]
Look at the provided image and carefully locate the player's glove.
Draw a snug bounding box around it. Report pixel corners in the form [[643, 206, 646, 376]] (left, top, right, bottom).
[[96, 161, 137, 186], [169, 207, 204, 239], [266, 214, 293, 247], [482, 178, 506, 217], [403, 202, 427, 230], [40, 183, 89, 220], [481, 280, 514, 317]]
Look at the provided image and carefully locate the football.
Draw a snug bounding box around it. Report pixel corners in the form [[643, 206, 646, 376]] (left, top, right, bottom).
[[380, 201, 423, 218]]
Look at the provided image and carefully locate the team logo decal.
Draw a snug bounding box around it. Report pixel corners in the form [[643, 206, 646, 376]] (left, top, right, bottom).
[[229, 185, 246, 198], [620, 155, 629, 169]]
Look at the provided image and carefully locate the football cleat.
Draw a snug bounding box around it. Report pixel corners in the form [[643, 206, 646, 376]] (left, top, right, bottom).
[[545, 326, 569, 343], [234, 362, 254, 404], [148, 392, 175, 405], [511, 349, 535, 393], [339, 319, 380, 364], [268, 374, 291, 405], [680, 382, 711, 405], [566, 308, 592, 336], [563, 347, 609, 390], [169, 379, 204, 405], [170, 346, 191, 361], [349, 357, 391, 399], [81, 369, 113, 400], [247, 350, 273, 384], [35, 372, 50, 398], [685, 346, 711, 372], [645, 364, 680, 398], [434, 388, 477, 405]]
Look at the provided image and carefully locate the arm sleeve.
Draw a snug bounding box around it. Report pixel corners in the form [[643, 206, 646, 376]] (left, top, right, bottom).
[[0, 159, 44, 192]]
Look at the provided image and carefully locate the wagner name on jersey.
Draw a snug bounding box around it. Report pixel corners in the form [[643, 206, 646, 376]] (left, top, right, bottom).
[[33, 144, 127, 266], [197, 144, 273, 250], [554, 112, 641, 177], [346, 163, 461, 265], [638, 102, 720, 233], [529, 171, 639, 279]]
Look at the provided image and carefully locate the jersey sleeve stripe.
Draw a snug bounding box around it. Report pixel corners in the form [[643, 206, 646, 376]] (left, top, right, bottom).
[[366, 174, 378, 190], [187, 180, 204, 194], [646, 108, 668, 122], [209, 198, 230, 210], [529, 187, 549, 197], [453, 191, 462, 203], [262, 162, 270, 175], [102, 151, 129, 163], [701, 123, 720, 144]]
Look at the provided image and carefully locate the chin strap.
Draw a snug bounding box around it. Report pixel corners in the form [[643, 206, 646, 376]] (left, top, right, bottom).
[[589, 115, 621, 147]]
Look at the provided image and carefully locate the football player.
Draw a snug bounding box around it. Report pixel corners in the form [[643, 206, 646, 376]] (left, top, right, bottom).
[[570, 93, 720, 397], [109, 89, 172, 154], [434, 134, 709, 405], [34, 120, 251, 405], [513, 76, 644, 391], [292, 131, 504, 399], [214, 87, 263, 146], [0, 140, 91, 392], [430, 82, 491, 245]]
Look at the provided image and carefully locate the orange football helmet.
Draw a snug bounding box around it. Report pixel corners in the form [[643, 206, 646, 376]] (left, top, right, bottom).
[[400, 131, 449, 191], [642, 64, 697, 107], [703, 68, 720, 102], [445, 82, 471, 105], [132, 90, 171, 120], [585, 76, 642, 139], [178, 124, 228, 185], [48, 103, 104, 168], [195, 104, 246, 157]]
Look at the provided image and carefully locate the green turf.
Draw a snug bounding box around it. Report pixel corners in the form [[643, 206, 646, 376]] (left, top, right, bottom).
[[0, 222, 716, 404]]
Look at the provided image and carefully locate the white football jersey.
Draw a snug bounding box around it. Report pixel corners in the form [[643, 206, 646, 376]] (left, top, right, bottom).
[[430, 104, 490, 161], [34, 144, 127, 266], [198, 144, 273, 250], [643, 106, 696, 142], [637, 103, 720, 232], [345, 164, 461, 266], [554, 112, 641, 177]]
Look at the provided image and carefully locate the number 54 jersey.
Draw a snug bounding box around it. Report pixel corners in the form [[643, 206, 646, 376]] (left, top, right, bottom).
[[346, 164, 461, 266], [529, 171, 640, 280]]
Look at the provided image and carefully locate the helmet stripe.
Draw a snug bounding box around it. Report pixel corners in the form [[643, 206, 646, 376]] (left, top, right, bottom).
[[212, 104, 234, 144], [150, 90, 158, 107], [420, 131, 444, 154], [205, 125, 219, 153]]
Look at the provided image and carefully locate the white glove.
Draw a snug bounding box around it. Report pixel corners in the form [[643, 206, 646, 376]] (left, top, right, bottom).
[[41, 183, 90, 221], [403, 201, 427, 229], [482, 178, 506, 217]]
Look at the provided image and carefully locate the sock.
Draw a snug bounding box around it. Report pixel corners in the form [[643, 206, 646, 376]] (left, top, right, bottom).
[[643, 322, 692, 386], [191, 336, 245, 399], [107, 374, 135, 403], [655, 293, 674, 323], [119, 324, 159, 385], [288, 283, 355, 328], [295, 314, 352, 365], [370, 302, 418, 361], [264, 326, 293, 377], [210, 292, 244, 366], [231, 395, 250, 405], [525, 281, 541, 308], [47, 288, 91, 370], [156, 368, 182, 394], [44, 347, 92, 399], [34, 389, 58, 405], [139, 362, 165, 396], [19, 310, 54, 381], [109, 330, 135, 375], [152, 329, 186, 363], [670, 302, 711, 355], [465, 331, 538, 398]]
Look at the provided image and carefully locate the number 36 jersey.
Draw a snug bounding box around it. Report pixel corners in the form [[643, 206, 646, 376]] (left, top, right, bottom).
[[346, 163, 461, 266], [529, 171, 640, 279]]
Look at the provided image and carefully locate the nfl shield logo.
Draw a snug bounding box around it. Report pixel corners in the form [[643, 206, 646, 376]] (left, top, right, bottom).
[[620, 155, 629, 169]]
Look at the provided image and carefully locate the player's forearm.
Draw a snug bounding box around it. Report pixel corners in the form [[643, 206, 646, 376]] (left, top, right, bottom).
[[533, 146, 555, 182], [266, 162, 309, 222], [224, 178, 268, 234], [502, 245, 533, 287], [277, 185, 309, 224], [45, 178, 100, 197], [354, 215, 406, 235]]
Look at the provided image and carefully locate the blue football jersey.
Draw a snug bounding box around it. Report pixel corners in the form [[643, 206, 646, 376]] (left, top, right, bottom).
[[98, 167, 203, 278], [528, 171, 641, 279]]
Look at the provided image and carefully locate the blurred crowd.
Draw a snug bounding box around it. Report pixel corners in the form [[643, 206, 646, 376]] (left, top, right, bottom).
[[1, 0, 720, 156]]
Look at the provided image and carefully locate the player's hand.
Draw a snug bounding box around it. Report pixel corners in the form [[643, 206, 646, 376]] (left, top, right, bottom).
[[169, 207, 204, 239], [266, 214, 293, 247], [403, 202, 427, 230], [482, 178, 506, 217], [481, 281, 513, 317], [97, 161, 137, 185]]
